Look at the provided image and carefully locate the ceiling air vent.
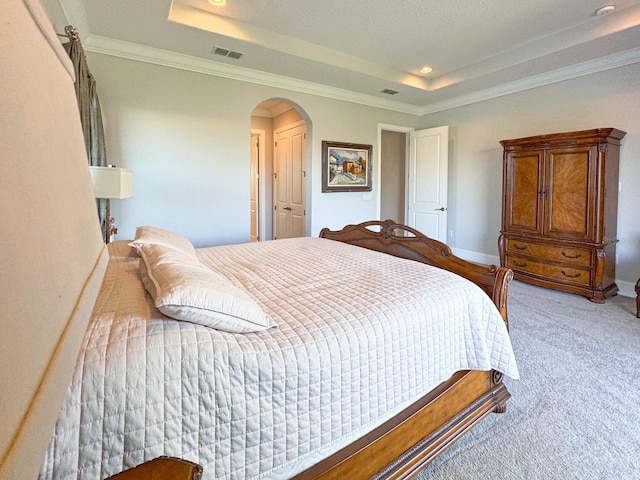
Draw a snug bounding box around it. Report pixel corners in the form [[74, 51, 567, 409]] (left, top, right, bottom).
[[380, 88, 399, 95], [212, 46, 244, 60]]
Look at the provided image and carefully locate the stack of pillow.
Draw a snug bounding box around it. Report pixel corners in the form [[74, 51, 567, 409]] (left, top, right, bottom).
[[129, 226, 274, 333]]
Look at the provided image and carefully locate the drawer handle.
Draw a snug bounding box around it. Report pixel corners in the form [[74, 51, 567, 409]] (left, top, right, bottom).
[[513, 244, 528, 250], [561, 270, 581, 278], [513, 260, 527, 268], [561, 251, 582, 259]]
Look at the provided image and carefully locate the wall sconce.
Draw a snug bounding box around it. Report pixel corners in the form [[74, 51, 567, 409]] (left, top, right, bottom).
[[89, 165, 133, 243]]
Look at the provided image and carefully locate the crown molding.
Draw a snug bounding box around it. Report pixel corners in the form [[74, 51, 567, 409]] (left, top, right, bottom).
[[82, 35, 640, 118], [418, 46, 640, 115], [82, 35, 423, 116], [57, 0, 640, 118]]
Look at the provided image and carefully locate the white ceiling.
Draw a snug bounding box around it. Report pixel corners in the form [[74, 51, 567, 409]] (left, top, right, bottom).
[[64, 0, 640, 114]]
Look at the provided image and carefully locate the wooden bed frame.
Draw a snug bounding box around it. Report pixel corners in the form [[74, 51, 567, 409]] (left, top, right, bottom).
[[293, 220, 514, 480]]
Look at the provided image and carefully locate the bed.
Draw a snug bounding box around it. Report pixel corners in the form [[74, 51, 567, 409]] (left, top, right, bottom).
[[39, 220, 518, 480], [3, 3, 517, 478]]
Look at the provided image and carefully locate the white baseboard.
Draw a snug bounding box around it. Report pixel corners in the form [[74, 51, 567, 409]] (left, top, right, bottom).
[[452, 248, 636, 299], [451, 248, 500, 268], [617, 280, 636, 298]]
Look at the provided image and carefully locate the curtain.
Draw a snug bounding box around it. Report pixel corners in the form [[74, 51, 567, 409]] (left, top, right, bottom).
[[63, 26, 109, 241]]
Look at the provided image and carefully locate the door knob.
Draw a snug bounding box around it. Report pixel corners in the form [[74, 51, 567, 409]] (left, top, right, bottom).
[[434, 207, 447, 211]]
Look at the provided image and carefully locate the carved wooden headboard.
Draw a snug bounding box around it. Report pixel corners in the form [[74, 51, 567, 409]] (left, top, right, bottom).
[[0, 1, 108, 477]]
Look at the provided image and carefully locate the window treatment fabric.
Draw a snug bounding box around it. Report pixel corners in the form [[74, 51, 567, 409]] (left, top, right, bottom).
[[63, 26, 108, 240]]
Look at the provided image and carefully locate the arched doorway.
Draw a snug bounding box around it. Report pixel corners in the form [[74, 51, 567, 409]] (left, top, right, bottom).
[[250, 99, 312, 240]]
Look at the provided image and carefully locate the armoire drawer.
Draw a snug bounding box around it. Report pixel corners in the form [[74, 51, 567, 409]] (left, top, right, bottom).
[[506, 240, 592, 267], [506, 256, 591, 286]]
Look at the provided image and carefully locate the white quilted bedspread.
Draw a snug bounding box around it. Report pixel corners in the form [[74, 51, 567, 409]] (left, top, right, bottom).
[[40, 237, 518, 480]]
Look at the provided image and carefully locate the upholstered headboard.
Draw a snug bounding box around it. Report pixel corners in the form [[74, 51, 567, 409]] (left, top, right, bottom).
[[0, 1, 109, 478]]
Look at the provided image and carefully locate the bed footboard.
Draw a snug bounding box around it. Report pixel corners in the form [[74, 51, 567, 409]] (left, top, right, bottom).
[[320, 219, 513, 327], [294, 369, 508, 480], [292, 220, 515, 479]]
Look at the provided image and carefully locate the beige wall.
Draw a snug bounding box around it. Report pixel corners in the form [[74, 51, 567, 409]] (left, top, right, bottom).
[[40, 0, 640, 290], [380, 130, 406, 223], [87, 53, 419, 247], [79, 48, 638, 289], [421, 62, 640, 285], [273, 107, 304, 130]]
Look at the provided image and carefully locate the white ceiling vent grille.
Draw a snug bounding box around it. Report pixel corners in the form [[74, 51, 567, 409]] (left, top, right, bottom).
[[212, 46, 244, 60], [380, 88, 399, 95]]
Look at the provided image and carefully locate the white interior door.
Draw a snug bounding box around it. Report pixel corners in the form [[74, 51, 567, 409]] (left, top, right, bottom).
[[273, 123, 306, 239], [289, 125, 306, 237], [274, 128, 290, 239], [407, 126, 449, 242]]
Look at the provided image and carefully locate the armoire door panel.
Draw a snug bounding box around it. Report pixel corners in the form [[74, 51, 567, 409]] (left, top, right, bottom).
[[504, 151, 543, 234], [545, 147, 595, 240]]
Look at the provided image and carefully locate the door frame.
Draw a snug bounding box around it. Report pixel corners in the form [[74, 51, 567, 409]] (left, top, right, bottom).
[[376, 123, 415, 221], [251, 128, 267, 242]]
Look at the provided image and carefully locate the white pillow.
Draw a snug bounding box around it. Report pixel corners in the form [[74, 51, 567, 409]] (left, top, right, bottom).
[[129, 225, 196, 257], [137, 243, 274, 333]]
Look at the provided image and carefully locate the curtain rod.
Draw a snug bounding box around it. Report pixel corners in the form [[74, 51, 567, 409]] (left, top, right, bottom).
[[56, 25, 79, 41]]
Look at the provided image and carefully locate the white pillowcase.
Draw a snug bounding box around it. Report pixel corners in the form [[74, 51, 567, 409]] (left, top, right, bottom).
[[129, 225, 197, 257], [137, 243, 274, 333]]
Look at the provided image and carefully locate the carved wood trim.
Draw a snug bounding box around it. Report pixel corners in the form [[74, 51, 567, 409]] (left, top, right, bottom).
[[320, 220, 513, 327], [294, 371, 509, 480]]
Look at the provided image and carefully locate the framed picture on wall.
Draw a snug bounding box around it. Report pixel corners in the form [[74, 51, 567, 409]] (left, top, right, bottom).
[[322, 141, 373, 192]]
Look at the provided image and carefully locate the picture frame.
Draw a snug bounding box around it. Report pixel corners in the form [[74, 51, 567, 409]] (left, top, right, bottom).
[[322, 141, 373, 192]]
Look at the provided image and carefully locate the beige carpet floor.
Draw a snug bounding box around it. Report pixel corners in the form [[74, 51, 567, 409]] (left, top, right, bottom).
[[413, 280, 640, 480]]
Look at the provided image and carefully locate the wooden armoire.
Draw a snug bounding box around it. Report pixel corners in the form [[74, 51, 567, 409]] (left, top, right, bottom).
[[498, 128, 626, 303]]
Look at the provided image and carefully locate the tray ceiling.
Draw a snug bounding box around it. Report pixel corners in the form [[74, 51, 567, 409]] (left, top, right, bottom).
[[64, 0, 640, 113]]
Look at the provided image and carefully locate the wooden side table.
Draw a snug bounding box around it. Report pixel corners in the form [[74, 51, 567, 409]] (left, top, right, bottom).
[[635, 278, 640, 318], [106, 456, 202, 480]]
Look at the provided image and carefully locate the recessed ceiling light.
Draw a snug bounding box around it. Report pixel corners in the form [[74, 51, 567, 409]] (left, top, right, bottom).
[[420, 65, 433, 74], [208, 0, 227, 6], [595, 5, 615, 16]]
